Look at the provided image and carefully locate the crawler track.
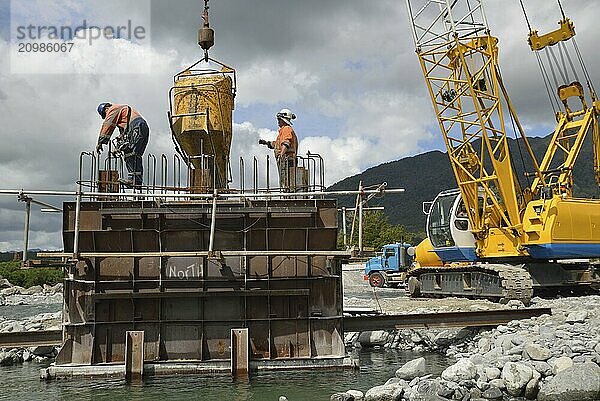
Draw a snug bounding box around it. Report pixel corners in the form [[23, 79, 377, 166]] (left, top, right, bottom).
[[407, 264, 534, 305]]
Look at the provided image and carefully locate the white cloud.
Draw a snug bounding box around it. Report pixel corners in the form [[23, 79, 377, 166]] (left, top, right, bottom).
[[1, 0, 600, 250]]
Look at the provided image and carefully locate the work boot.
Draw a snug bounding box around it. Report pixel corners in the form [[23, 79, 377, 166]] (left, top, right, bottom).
[[118, 178, 134, 188]]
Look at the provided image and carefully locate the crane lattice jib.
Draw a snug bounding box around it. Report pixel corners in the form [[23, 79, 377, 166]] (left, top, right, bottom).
[[405, 0, 523, 241]]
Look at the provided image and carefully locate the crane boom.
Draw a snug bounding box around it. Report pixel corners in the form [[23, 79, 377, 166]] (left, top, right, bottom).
[[405, 0, 527, 257]]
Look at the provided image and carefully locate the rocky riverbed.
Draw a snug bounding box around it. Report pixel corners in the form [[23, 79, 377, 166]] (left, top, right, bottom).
[[334, 295, 600, 401], [0, 279, 63, 366]]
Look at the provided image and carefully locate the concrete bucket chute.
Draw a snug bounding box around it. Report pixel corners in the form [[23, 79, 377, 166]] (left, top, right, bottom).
[[168, 57, 236, 191]]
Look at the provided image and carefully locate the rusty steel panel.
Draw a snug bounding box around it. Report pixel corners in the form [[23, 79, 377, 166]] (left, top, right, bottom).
[[207, 256, 243, 279], [98, 257, 133, 280], [204, 297, 243, 321], [132, 231, 160, 252], [161, 297, 202, 321], [61, 199, 345, 367], [161, 323, 202, 360], [165, 257, 203, 282], [94, 324, 131, 363], [267, 229, 306, 251], [271, 320, 310, 358], [310, 319, 343, 357], [248, 256, 268, 278], [248, 321, 270, 359], [246, 296, 269, 319], [203, 322, 240, 360], [139, 257, 161, 279], [318, 207, 338, 228], [308, 228, 338, 250], [94, 231, 133, 252], [247, 229, 267, 250], [162, 230, 206, 251]]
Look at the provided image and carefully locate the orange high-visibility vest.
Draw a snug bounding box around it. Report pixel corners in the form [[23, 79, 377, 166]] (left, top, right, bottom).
[[274, 125, 298, 160]]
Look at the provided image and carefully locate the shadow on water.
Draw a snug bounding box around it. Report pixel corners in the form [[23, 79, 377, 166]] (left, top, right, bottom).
[[1, 349, 453, 401]]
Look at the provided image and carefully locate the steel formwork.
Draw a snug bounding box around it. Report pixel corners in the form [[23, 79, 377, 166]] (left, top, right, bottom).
[[57, 198, 346, 367]]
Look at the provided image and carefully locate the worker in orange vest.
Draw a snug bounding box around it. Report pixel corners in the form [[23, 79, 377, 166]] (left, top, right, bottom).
[[259, 108, 299, 189], [96, 102, 150, 187]]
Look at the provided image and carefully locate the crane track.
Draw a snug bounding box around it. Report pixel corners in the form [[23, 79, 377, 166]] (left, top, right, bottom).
[[407, 264, 534, 305]]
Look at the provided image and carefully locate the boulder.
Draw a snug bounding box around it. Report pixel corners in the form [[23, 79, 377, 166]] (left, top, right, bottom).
[[358, 331, 390, 347], [395, 357, 426, 380], [279, 397, 288, 401], [501, 362, 533, 396], [524, 370, 541, 400], [22, 285, 43, 295], [441, 359, 477, 382], [565, 311, 588, 324], [481, 386, 503, 401], [331, 393, 354, 401], [507, 300, 525, 309], [549, 356, 573, 374], [478, 338, 491, 354], [346, 390, 364, 401], [0, 294, 5, 306], [524, 343, 552, 361], [538, 362, 600, 401], [30, 345, 55, 357], [0, 351, 21, 366], [1, 287, 18, 296], [0, 278, 12, 289], [484, 367, 501, 381], [488, 379, 505, 390], [364, 385, 403, 401], [410, 379, 441, 401], [533, 361, 553, 377]]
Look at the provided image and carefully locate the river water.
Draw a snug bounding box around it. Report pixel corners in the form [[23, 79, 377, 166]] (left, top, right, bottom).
[[1, 349, 451, 401], [0, 268, 454, 401]]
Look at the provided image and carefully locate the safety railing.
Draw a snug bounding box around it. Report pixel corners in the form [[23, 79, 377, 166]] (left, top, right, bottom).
[[77, 149, 327, 201]]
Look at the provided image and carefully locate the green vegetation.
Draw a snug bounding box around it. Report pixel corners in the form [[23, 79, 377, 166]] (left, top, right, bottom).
[[338, 210, 424, 250], [0, 261, 63, 288]]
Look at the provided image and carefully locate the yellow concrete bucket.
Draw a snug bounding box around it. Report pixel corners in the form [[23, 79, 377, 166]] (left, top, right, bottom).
[[170, 63, 235, 190]]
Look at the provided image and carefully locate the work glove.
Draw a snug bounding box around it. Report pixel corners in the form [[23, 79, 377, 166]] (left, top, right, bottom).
[[259, 139, 268, 146], [96, 143, 104, 153]]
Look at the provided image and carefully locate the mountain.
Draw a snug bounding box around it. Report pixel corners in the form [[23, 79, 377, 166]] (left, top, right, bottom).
[[329, 134, 600, 233]]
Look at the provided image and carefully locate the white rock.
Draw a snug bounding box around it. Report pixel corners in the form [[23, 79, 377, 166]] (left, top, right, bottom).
[[441, 359, 477, 382], [364, 384, 403, 401], [395, 357, 426, 380], [538, 362, 600, 401], [549, 356, 573, 374], [346, 390, 364, 401], [485, 367, 501, 380], [524, 343, 553, 361], [501, 362, 533, 397], [565, 311, 588, 324]]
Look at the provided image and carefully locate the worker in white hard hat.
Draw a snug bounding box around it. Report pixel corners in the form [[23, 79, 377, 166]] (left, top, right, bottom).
[[259, 108, 299, 189]]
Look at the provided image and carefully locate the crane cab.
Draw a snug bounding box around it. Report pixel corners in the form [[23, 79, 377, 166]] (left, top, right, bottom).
[[426, 189, 476, 263]]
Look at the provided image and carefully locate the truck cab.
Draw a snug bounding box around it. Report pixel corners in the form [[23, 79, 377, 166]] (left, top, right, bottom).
[[364, 243, 413, 287]]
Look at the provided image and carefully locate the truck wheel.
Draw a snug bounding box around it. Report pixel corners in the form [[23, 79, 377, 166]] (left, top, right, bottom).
[[407, 276, 422, 297], [369, 272, 385, 288]]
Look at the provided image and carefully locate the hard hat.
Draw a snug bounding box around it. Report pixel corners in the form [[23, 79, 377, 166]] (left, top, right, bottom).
[[97, 102, 111, 119], [276, 108, 296, 125]]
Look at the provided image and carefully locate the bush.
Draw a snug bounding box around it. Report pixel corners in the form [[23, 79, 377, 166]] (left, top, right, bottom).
[[0, 261, 63, 288]]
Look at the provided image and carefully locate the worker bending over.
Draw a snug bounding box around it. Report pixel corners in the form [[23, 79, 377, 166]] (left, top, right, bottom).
[[259, 108, 299, 189], [96, 102, 150, 187]]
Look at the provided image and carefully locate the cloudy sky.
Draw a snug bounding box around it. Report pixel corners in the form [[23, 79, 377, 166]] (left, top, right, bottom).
[[0, 0, 598, 251]]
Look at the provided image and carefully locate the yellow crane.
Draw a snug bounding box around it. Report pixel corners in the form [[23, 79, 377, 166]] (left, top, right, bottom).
[[404, 0, 600, 303]]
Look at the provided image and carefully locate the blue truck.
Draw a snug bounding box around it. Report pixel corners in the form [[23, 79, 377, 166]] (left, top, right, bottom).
[[364, 243, 413, 288]]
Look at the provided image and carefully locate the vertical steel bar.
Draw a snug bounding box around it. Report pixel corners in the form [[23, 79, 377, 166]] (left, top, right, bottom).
[[358, 182, 364, 258], [342, 207, 347, 249], [208, 188, 218, 253], [22, 200, 31, 263], [73, 183, 83, 259]]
